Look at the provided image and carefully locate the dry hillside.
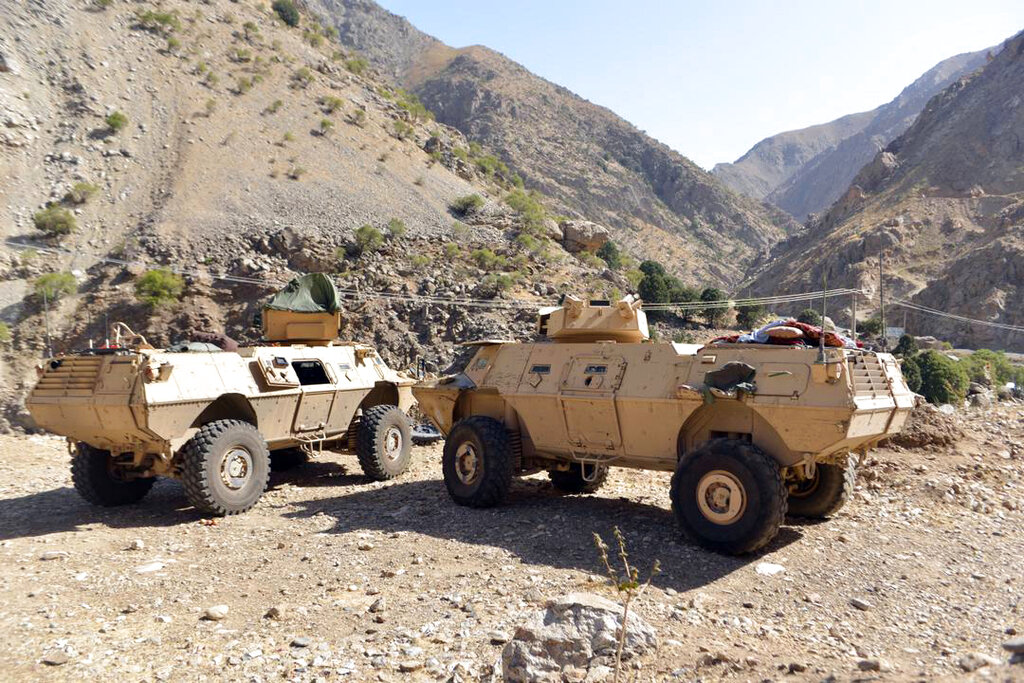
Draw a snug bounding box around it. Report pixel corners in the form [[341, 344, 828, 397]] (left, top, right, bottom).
[[306, 0, 799, 285], [746, 31, 1024, 351], [713, 47, 992, 220]]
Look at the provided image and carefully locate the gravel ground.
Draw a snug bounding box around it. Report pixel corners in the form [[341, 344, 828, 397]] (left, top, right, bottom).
[[0, 404, 1021, 681]]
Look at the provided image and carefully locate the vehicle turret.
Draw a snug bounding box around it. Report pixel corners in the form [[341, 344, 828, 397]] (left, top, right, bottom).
[[538, 295, 649, 343]]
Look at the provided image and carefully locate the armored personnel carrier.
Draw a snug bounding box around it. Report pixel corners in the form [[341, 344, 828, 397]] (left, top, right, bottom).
[[26, 274, 415, 516], [414, 295, 913, 554]]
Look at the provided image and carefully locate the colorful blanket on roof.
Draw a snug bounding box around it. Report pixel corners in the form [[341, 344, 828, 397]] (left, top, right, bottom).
[[710, 318, 861, 349]]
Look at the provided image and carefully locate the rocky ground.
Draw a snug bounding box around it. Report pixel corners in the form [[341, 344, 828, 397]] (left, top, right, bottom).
[[0, 403, 1021, 681]]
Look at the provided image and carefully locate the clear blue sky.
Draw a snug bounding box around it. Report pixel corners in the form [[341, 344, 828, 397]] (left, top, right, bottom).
[[377, 0, 1023, 169]]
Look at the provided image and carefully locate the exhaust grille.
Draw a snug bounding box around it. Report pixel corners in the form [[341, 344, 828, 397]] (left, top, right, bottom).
[[33, 357, 104, 397], [849, 354, 888, 397]]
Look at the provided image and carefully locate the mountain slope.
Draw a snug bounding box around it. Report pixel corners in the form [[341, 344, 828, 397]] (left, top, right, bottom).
[[713, 48, 993, 220], [308, 0, 798, 285], [746, 31, 1024, 351]]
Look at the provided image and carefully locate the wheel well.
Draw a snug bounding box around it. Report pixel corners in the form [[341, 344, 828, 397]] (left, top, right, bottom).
[[359, 381, 400, 411], [676, 405, 798, 467], [191, 394, 258, 429]]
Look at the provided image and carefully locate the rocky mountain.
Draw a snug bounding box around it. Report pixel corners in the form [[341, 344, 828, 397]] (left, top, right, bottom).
[[746, 30, 1024, 351], [0, 0, 639, 426], [713, 47, 993, 220], [307, 0, 798, 284]]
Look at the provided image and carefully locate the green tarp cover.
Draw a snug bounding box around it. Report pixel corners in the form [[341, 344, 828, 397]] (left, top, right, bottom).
[[265, 273, 341, 313]]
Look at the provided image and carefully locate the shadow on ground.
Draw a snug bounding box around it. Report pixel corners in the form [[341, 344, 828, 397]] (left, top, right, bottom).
[[282, 474, 803, 593]]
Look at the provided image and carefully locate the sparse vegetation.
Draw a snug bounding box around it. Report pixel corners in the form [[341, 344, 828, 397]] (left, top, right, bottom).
[[797, 308, 822, 326], [33, 272, 77, 302], [735, 303, 767, 330], [204, 98, 217, 116], [271, 0, 300, 27], [596, 240, 622, 270], [482, 272, 514, 294], [105, 110, 129, 133], [0, 321, 10, 344], [265, 99, 283, 114], [353, 225, 384, 254], [64, 182, 99, 205], [318, 95, 344, 114], [286, 165, 306, 180], [291, 67, 314, 88], [452, 221, 470, 240], [409, 254, 429, 270], [135, 269, 184, 307], [165, 36, 181, 54], [319, 118, 334, 135], [344, 56, 368, 75], [387, 218, 407, 238], [444, 242, 460, 258], [392, 120, 414, 141], [234, 76, 253, 95], [504, 189, 546, 234], [470, 248, 506, 270], [242, 21, 259, 41], [860, 316, 883, 337], [33, 205, 76, 237], [134, 9, 182, 34], [450, 193, 485, 216], [348, 109, 366, 126], [394, 89, 433, 121]]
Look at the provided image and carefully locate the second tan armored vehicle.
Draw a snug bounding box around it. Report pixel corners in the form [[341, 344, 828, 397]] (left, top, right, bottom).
[[26, 274, 415, 516], [414, 296, 913, 554]]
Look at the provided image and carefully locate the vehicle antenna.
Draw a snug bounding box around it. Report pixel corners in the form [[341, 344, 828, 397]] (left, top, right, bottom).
[[816, 271, 827, 364], [879, 247, 886, 351], [43, 289, 53, 358]]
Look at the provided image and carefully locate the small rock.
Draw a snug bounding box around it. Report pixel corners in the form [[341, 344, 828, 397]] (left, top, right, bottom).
[[42, 652, 70, 666], [788, 662, 807, 673], [489, 630, 511, 644], [129, 539, 145, 551], [858, 659, 881, 672], [264, 605, 287, 620], [849, 598, 873, 611], [1003, 638, 1024, 654], [959, 653, 999, 672], [40, 551, 69, 561], [135, 561, 164, 574], [291, 637, 311, 648], [755, 562, 785, 576], [357, 542, 374, 551], [368, 597, 386, 613], [398, 660, 423, 672], [202, 605, 229, 621]]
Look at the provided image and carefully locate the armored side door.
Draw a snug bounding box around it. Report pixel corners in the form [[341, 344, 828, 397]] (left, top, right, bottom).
[[290, 358, 337, 433], [558, 355, 626, 455]]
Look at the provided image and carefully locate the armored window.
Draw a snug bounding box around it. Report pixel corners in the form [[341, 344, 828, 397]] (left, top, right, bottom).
[[530, 364, 551, 375], [584, 365, 607, 374], [291, 360, 331, 385]]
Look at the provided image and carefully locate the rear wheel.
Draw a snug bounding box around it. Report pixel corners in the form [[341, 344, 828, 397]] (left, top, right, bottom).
[[442, 417, 513, 508], [180, 420, 270, 516], [787, 457, 855, 518], [670, 438, 786, 555], [356, 405, 412, 480], [548, 463, 609, 494], [71, 443, 155, 506]]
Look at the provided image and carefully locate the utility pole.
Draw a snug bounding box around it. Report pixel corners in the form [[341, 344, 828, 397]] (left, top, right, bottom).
[[851, 292, 858, 338], [879, 247, 886, 350]]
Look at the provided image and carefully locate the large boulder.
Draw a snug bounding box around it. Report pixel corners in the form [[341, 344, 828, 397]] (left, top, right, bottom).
[[561, 220, 610, 253], [502, 592, 657, 682]]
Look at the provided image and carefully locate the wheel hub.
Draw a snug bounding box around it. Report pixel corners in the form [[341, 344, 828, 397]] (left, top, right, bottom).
[[454, 442, 480, 485], [696, 470, 747, 525], [220, 447, 253, 490], [383, 427, 403, 462]]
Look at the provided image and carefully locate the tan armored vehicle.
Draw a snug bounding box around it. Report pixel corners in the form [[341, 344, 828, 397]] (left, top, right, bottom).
[[414, 295, 913, 554], [26, 274, 415, 516]]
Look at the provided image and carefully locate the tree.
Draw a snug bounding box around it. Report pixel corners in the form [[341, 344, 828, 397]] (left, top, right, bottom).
[[736, 304, 767, 330], [893, 334, 918, 358], [135, 269, 184, 307], [859, 316, 883, 337], [596, 241, 622, 270], [272, 0, 300, 27], [449, 194, 484, 216], [901, 355, 922, 393], [914, 350, 969, 405], [700, 287, 727, 327], [34, 272, 77, 302], [797, 308, 822, 326], [33, 205, 76, 237], [353, 224, 383, 254]]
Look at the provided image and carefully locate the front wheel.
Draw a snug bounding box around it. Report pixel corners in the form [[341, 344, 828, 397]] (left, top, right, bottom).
[[670, 438, 787, 555], [787, 457, 855, 518], [442, 417, 513, 508], [355, 405, 412, 480], [180, 420, 270, 516], [71, 443, 155, 506]]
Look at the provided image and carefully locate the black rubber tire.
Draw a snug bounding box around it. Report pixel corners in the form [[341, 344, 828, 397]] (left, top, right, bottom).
[[548, 463, 609, 494], [671, 438, 787, 555], [787, 457, 855, 518], [270, 448, 309, 472], [71, 442, 155, 506], [180, 420, 270, 516], [442, 416, 513, 508], [356, 405, 412, 481]]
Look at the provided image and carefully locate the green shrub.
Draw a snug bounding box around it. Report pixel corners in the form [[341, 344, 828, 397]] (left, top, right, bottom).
[[392, 119, 414, 140], [452, 222, 469, 239], [452, 146, 469, 162], [354, 224, 384, 254], [483, 272, 514, 294], [736, 304, 767, 330], [387, 218, 407, 237], [596, 241, 621, 270], [515, 233, 543, 254], [234, 76, 253, 94], [444, 242, 460, 258], [319, 118, 334, 135], [242, 21, 259, 39], [912, 350, 969, 404], [474, 153, 508, 178], [893, 334, 918, 358], [33, 205, 76, 236], [65, 182, 99, 205], [348, 109, 366, 126], [409, 254, 429, 269], [395, 89, 433, 121], [33, 272, 77, 302], [265, 99, 283, 114], [797, 308, 822, 326], [105, 110, 129, 133], [901, 355, 922, 393], [470, 248, 505, 269], [319, 95, 344, 113], [577, 251, 604, 269], [272, 0, 300, 27], [291, 67, 314, 88], [859, 316, 883, 337], [135, 269, 184, 307], [504, 189, 545, 233], [0, 321, 10, 344], [166, 37, 181, 53], [701, 287, 727, 326], [344, 56, 368, 75], [961, 348, 1020, 385], [450, 193, 484, 216], [134, 9, 181, 34]]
